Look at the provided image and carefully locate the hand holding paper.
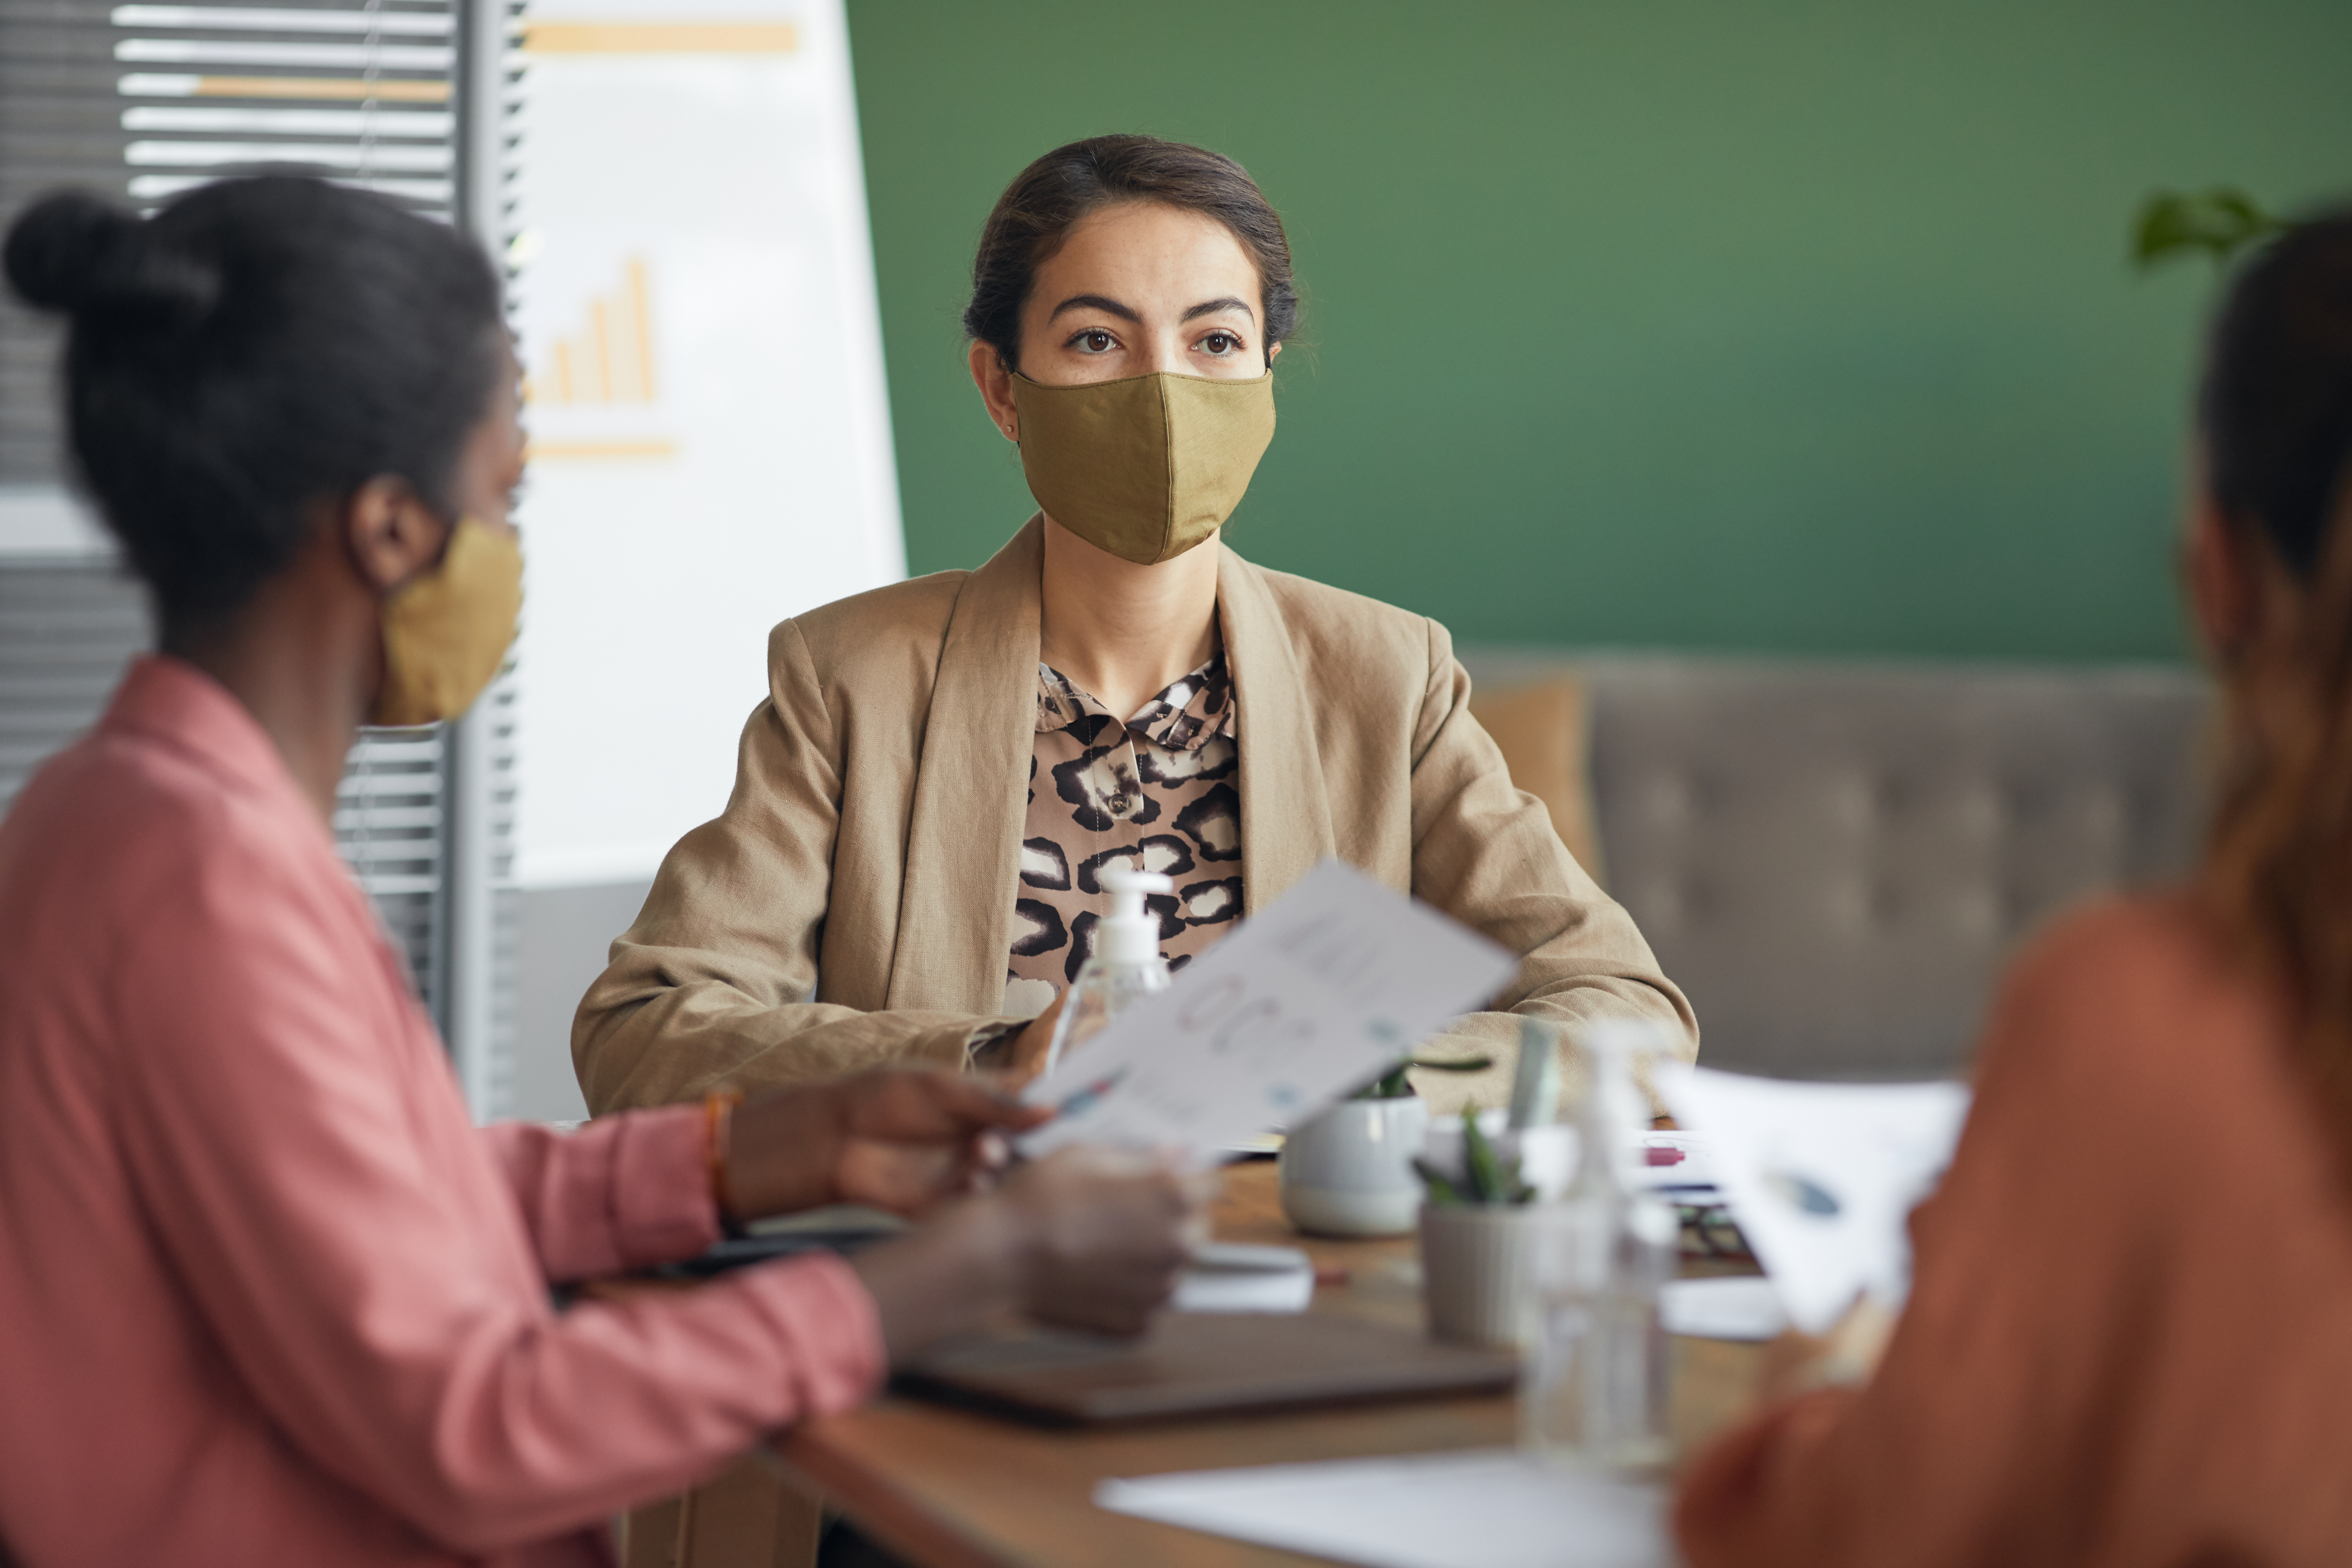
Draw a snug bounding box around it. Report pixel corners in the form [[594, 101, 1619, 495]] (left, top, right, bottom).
[[1018, 860, 1518, 1165], [1656, 1063, 1971, 1335]]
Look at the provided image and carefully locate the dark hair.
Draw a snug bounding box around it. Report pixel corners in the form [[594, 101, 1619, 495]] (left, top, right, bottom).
[[2203, 214, 2352, 580], [3, 176, 504, 623], [962, 135, 1299, 373], [2198, 211, 2352, 1110]]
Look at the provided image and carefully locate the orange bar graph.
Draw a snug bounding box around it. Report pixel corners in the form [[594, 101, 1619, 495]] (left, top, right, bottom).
[[531, 258, 657, 406]]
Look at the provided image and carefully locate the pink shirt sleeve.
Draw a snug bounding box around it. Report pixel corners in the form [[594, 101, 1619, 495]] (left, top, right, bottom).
[[480, 1110, 721, 1281], [105, 833, 886, 1554]]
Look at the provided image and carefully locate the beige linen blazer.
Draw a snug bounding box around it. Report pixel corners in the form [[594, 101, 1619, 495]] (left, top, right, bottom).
[[575, 519, 1696, 1114]]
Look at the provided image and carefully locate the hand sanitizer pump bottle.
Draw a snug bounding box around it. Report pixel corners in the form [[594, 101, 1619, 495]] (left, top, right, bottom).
[[1042, 867, 1174, 1075], [1523, 1020, 1677, 1470]]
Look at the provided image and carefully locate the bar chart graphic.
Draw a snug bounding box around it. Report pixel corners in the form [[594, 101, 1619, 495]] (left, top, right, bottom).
[[510, 0, 907, 888], [531, 257, 658, 406]]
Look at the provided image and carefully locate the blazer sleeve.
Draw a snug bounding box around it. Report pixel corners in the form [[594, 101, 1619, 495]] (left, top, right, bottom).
[[573, 619, 1007, 1112], [1404, 618, 1699, 1112]]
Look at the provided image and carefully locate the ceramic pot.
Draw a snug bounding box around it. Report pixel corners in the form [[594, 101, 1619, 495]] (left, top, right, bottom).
[[1419, 1200, 1542, 1349], [1278, 1096, 1430, 1237]]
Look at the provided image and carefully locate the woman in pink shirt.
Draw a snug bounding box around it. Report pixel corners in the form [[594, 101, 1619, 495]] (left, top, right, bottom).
[[0, 178, 1196, 1567], [1674, 217, 2352, 1563]]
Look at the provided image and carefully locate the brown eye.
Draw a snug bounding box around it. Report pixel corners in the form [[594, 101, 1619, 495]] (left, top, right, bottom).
[[1201, 332, 1239, 355], [1077, 330, 1115, 353]]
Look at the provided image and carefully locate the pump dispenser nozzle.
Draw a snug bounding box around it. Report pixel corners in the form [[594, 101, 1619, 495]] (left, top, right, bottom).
[[1095, 866, 1173, 965], [1042, 865, 1177, 1077]]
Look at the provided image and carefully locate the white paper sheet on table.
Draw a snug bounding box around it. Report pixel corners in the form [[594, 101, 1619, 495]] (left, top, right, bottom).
[[1169, 1244, 1315, 1314], [1019, 860, 1517, 1166], [1656, 1065, 1970, 1335], [1660, 1276, 1788, 1342], [1097, 1449, 1672, 1568]]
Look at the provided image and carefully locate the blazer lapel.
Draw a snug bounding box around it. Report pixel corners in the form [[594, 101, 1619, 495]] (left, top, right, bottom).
[[1219, 543, 1336, 914], [887, 518, 1044, 1011]]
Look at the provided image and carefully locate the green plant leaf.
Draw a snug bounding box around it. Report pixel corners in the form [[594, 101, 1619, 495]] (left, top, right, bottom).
[[1500, 1154, 1536, 1207], [2134, 187, 2287, 271], [1351, 1055, 1496, 1099], [1412, 1157, 1464, 1205], [1462, 1110, 1506, 1204]]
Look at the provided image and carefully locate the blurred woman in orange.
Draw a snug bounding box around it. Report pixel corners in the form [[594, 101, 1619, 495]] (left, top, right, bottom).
[[1677, 214, 2352, 1566]]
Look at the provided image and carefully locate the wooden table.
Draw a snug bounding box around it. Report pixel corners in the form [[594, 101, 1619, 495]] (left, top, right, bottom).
[[770, 1163, 1768, 1568]]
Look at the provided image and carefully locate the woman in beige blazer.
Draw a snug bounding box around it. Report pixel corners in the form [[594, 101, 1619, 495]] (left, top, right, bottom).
[[575, 135, 1696, 1115]]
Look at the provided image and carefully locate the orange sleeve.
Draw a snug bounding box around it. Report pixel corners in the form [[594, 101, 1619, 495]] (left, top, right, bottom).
[[1671, 905, 2178, 1567], [1674, 1388, 1856, 1568]]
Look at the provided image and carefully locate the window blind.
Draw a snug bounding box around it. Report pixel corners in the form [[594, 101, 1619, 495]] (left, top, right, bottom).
[[0, 0, 517, 1112], [112, 1, 459, 214], [0, 0, 127, 485], [0, 560, 144, 817]]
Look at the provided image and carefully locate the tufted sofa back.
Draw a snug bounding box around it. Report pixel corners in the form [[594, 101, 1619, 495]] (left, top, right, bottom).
[[1465, 653, 2211, 1082]]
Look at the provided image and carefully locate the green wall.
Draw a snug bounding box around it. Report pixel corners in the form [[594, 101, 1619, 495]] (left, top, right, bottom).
[[843, 0, 2352, 662]]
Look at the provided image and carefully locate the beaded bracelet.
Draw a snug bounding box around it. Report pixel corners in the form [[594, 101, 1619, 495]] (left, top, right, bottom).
[[703, 1086, 747, 1221]]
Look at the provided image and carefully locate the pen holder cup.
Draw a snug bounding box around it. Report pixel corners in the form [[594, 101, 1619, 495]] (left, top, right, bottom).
[[1278, 1097, 1430, 1238], [1419, 1201, 1542, 1349]]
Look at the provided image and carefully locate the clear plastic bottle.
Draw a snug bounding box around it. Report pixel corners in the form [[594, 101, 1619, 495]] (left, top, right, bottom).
[[1042, 867, 1173, 1075], [1522, 1019, 1677, 1470]]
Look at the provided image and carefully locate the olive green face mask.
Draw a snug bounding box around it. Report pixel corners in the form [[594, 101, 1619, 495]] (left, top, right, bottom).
[[1011, 369, 1276, 565]]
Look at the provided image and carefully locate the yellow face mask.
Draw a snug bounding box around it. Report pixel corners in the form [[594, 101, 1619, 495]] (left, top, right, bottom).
[[1011, 368, 1276, 565], [368, 516, 523, 727]]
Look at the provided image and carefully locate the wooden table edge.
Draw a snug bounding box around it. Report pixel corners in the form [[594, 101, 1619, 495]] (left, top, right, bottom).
[[776, 1419, 1020, 1568]]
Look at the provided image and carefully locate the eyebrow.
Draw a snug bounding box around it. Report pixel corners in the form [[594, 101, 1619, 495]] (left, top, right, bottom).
[[1048, 293, 1141, 323], [1045, 294, 1258, 326]]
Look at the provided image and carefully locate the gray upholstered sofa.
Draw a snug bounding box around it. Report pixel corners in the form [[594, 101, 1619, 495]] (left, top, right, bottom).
[[1462, 652, 2212, 1083]]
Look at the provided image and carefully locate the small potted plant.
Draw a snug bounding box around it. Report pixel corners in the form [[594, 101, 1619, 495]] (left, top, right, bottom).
[[1415, 1111, 1544, 1348], [1277, 1056, 1490, 1238]]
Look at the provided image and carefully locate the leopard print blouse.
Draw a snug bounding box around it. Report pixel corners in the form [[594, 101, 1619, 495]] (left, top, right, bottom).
[[1002, 649, 1242, 1018]]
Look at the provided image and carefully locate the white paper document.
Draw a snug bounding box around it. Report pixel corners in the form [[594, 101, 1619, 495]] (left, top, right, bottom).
[[1169, 1244, 1315, 1314], [1019, 861, 1517, 1164], [1660, 1276, 1788, 1342], [1096, 1449, 1671, 1568], [1656, 1065, 1971, 1334]]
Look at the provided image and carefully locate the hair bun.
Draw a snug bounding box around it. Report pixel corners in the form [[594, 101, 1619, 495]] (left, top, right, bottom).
[[5, 191, 140, 311], [4, 188, 218, 328]]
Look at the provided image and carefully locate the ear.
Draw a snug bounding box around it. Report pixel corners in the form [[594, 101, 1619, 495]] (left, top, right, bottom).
[[342, 476, 451, 596], [969, 340, 1020, 442], [2186, 496, 2255, 662], [1268, 340, 1283, 366]]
